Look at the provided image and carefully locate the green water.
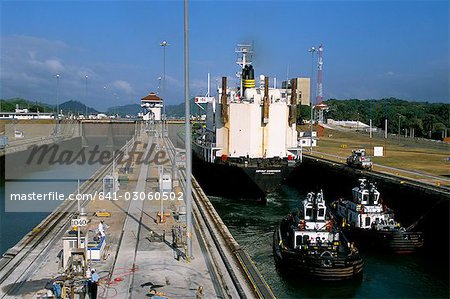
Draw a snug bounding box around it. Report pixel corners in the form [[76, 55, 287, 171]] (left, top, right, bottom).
[[209, 186, 449, 298]]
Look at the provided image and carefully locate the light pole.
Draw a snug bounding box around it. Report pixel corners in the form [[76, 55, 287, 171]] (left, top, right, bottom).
[[356, 112, 360, 132], [113, 93, 119, 117], [308, 47, 316, 153], [184, 0, 192, 260], [103, 86, 108, 116], [85, 75, 88, 117], [55, 74, 60, 120], [160, 41, 169, 132], [369, 101, 373, 139], [398, 114, 403, 136], [157, 76, 162, 95]]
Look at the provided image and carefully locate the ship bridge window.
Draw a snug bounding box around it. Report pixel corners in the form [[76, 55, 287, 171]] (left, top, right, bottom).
[[362, 194, 368, 203], [318, 208, 325, 218], [295, 235, 310, 247]]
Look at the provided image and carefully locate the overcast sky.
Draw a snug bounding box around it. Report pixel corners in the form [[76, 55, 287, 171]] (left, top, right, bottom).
[[1, 0, 448, 111]]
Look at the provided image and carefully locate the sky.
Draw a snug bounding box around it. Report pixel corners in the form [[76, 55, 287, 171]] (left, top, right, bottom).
[[0, 0, 448, 111]]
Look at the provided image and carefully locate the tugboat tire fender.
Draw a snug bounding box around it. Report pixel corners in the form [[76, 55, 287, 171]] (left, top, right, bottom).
[[320, 251, 333, 258]]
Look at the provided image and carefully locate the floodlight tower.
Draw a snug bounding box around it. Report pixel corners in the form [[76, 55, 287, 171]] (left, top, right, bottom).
[[316, 45, 323, 104], [316, 45, 327, 124]]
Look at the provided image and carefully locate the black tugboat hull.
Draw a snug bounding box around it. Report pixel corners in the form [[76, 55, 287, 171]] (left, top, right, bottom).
[[273, 228, 364, 282], [343, 228, 424, 254], [192, 151, 295, 201]]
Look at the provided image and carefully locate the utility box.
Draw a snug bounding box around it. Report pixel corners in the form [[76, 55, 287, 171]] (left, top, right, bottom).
[[87, 237, 106, 262], [175, 149, 186, 169], [103, 173, 119, 195], [162, 174, 172, 192]]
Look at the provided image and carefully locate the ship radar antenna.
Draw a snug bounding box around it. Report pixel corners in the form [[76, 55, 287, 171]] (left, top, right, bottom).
[[236, 44, 253, 69], [236, 44, 254, 97]]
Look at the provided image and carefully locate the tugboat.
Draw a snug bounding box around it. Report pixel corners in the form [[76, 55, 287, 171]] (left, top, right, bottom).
[[331, 179, 424, 253], [192, 44, 302, 200], [273, 191, 364, 281]]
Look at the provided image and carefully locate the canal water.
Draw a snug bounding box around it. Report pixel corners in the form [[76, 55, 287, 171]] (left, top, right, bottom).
[[209, 186, 449, 298], [0, 162, 102, 255]]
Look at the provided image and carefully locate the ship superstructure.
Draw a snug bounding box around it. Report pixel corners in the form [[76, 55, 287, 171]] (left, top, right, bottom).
[[193, 44, 302, 199]]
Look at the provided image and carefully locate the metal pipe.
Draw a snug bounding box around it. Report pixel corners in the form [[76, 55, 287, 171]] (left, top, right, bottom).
[[289, 78, 297, 126], [263, 76, 269, 124], [184, 0, 193, 260], [221, 77, 228, 123]]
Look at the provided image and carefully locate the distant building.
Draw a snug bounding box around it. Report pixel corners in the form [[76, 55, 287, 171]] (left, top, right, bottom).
[[141, 93, 163, 121], [0, 104, 54, 119], [282, 77, 310, 106], [0, 112, 53, 120], [298, 130, 317, 147], [327, 119, 370, 129]]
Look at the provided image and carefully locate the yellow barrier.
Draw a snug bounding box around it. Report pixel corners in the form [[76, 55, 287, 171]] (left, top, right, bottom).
[[95, 211, 111, 217]]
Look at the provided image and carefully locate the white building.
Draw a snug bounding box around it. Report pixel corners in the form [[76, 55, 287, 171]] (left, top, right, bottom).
[[141, 93, 163, 121]]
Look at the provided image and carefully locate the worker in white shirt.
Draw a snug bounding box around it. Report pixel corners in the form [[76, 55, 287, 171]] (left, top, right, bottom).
[[98, 220, 106, 240]]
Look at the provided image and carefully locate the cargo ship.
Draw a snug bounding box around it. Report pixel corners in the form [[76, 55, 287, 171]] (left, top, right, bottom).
[[273, 191, 364, 281], [330, 179, 424, 253], [192, 44, 302, 200]]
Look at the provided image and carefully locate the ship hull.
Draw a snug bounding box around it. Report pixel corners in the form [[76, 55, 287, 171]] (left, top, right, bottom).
[[330, 199, 424, 254], [273, 227, 364, 281], [342, 228, 424, 254], [192, 149, 295, 201]]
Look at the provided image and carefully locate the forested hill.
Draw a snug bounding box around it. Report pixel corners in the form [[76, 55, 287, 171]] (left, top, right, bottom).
[[323, 98, 449, 139]]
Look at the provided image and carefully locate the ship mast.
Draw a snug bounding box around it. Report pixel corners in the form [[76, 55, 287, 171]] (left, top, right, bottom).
[[236, 44, 253, 97]]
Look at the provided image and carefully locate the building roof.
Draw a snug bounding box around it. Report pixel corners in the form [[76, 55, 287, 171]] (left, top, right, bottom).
[[141, 93, 162, 102]]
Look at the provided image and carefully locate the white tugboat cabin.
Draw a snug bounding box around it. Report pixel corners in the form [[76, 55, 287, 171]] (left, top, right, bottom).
[[336, 179, 398, 230], [292, 191, 339, 253]]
